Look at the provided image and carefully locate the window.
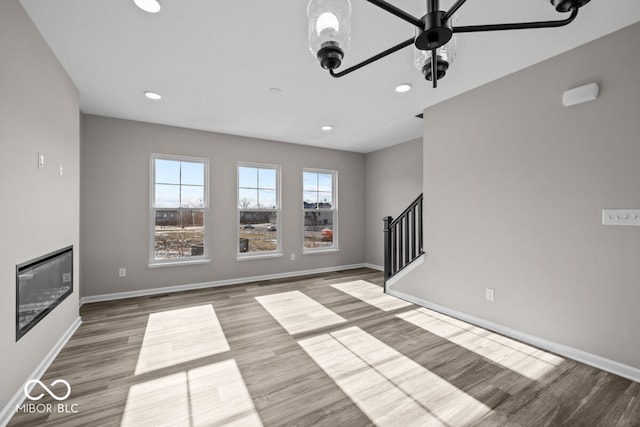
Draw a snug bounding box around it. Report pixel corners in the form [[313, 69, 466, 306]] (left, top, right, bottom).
[[237, 164, 281, 258], [150, 154, 208, 265], [303, 169, 337, 251]]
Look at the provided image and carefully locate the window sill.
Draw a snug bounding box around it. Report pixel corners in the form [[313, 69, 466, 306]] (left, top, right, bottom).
[[303, 248, 339, 255], [236, 253, 283, 261], [148, 258, 211, 269]]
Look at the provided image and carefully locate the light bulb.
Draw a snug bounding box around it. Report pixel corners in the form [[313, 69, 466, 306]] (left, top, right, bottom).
[[316, 12, 339, 35]]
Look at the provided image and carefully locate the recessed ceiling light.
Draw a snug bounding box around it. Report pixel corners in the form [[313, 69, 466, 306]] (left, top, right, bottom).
[[134, 0, 161, 13], [395, 83, 412, 93], [321, 125, 333, 131], [144, 91, 162, 100], [269, 87, 282, 94]]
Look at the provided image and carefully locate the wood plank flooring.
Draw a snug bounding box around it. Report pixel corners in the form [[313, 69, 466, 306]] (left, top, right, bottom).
[[8, 268, 640, 426]]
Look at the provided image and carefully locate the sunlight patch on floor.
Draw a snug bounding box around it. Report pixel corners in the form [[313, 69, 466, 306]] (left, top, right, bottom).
[[121, 371, 189, 426], [135, 304, 230, 375], [331, 280, 413, 311], [299, 326, 491, 426], [188, 360, 263, 426], [122, 359, 262, 426], [255, 290, 346, 335], [397, 308, 564, 380]]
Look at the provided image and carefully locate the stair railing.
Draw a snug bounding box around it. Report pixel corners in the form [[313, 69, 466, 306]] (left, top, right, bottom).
[[383, 193, 424, 291]]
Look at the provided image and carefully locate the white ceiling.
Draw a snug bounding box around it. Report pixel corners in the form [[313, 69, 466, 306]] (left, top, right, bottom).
[[20, 0, 640, 153]]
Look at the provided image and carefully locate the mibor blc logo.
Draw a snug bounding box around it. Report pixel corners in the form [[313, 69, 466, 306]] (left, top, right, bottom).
[[25, 379, 71, 401], [17, 379, 79, 414]]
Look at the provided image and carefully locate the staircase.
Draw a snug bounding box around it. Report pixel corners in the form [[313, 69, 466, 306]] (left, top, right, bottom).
[[383, 194, 424, 292]]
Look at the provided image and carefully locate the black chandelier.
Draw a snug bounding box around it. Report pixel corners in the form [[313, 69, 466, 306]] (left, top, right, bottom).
[[308, 0, 591, 88]]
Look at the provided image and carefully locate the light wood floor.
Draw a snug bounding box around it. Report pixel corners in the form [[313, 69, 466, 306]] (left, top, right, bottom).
[[8, 268, 640, 426]]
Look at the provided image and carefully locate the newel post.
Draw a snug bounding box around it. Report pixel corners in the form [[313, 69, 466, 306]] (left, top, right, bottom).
[[383, 216, 393, 292]]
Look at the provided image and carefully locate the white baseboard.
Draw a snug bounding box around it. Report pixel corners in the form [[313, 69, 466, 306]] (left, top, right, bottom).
[[363, 263, 383, 271], [386, 288, 640, 384], [80, 263, 370, 305], [0, 317, 82, 427]]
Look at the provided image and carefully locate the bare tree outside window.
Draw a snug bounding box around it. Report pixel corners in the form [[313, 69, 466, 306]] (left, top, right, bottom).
[[303, 169, 337, 251], [238, 164, 281, 256]]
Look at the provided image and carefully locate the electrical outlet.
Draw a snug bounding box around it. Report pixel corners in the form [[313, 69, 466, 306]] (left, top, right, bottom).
[[119, 268, 126, 278], [290, 253, 295, 261], [485, 288, 495, 302]]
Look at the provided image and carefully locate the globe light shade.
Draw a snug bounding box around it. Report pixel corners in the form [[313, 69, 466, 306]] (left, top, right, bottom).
[[308, 0, 352, 70], [414, 34, 457, 81]]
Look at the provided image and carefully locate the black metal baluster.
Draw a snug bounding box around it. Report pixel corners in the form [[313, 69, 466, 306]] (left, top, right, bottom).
[[411, 205, 416, 259], [398, 220, 403, 271], [404, 214, 410, 266], [419, 197, 423, 254]]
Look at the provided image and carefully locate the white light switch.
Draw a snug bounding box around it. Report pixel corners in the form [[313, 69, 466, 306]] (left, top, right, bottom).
[[38, 153, 45, 170], [602, 209, 640, 226]]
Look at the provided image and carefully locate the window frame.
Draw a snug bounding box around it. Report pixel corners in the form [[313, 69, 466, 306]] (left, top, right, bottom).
[[149, 153, 210, 267], [236, 162, 282, 260], [302, 168, 338, 253]]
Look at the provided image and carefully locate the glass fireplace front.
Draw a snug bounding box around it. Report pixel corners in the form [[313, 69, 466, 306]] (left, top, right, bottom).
[[16, 246, 73, 340]]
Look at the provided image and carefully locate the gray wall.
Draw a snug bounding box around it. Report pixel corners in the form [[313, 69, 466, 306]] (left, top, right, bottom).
[[0, 0, 80, 412], [81, 115, 366, 297], [364, 138, 423, 268], [395, 23, 640, 369]]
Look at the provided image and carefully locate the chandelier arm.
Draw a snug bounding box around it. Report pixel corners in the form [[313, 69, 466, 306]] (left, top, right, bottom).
[[442, 0, 469, 22], [329, 37, 414, 78], [431, 48, 438, 89], [365, 0, 425, 28], [453, 7, 578, 34]]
